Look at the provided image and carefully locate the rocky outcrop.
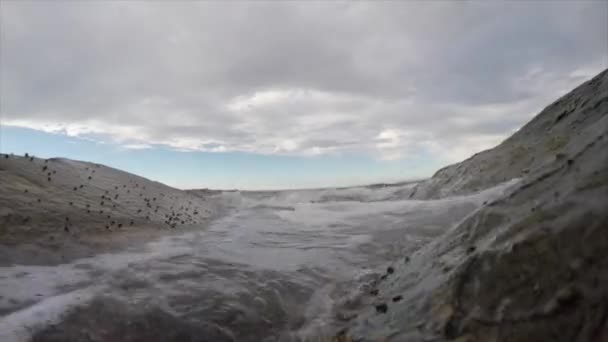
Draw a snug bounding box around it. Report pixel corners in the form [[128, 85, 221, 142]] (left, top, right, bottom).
[[0, 157, 220, 265], [340, 69, 608, 341], [410, 69, 608, 199]]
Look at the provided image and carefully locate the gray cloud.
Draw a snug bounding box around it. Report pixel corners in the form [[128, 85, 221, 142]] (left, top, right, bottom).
[[1, 1, 606, 162]]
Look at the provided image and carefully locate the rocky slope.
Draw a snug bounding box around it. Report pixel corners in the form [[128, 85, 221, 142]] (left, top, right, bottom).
[[0, 157, 220, 265], [410, 69, 608, 200], [337, 70, 608, 341]]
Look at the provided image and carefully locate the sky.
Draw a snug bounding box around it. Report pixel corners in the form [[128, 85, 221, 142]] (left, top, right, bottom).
[[1, 1, 607, 190]]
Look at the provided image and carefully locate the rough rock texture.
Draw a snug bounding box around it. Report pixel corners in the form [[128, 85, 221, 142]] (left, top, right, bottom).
[[31, 297, 234, 342], [340, 69, 608, 341], [0, 157, 220, 265], [410, 69, 608, 200]]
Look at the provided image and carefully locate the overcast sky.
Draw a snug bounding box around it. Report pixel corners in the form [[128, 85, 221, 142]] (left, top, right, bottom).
[[1, 1, 607, 189]]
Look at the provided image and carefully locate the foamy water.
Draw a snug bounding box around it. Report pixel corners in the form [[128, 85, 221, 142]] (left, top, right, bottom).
[[0, 181, 517, 341]]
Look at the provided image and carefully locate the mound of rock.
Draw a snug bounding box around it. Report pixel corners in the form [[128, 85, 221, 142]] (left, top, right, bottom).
[[0, 157, 220, 265], [339, 69, 608, 341]]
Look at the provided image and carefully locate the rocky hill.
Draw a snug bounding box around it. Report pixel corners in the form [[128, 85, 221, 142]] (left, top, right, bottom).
[[410, 69, 608, 199], [338, 69, 608, 341], [0, 157, 220, 265]]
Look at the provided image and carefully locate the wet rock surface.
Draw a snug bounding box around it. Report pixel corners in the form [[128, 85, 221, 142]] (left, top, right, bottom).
[[31, 297, 235, 342], [0, 157, 222, 266], [337, 70, 608, 341]]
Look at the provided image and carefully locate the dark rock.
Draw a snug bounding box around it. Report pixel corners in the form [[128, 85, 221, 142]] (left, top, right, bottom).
[[375, 303, 388, 314]]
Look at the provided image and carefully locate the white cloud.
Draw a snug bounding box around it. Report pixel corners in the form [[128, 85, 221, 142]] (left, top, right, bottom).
[[1, 1, 606, 167], [123, 143, 152, 150]]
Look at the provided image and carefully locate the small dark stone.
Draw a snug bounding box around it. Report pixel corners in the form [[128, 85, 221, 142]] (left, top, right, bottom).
[[69, 202, 73, 206], [392, 295, 403, 302], [335, 329, 349, 340], [556, 287, 581, 307], [37, 198, 41, 203], [47, 177, 51, 182], [467, 246, 476, 254], [73, 187, 78, 191], [370, 289, 379, 296], [387, 266, 395, 274], [24, 189, 28, 193], [567, 159, 574, 166], [375, 303, 388, 314], [380, 274, 387, 280], [64, 226, 69, 232], [118, 223, 122, 228]]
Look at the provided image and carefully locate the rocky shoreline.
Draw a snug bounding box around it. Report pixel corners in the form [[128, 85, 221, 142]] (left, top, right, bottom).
[[334, 70, 608, 341]]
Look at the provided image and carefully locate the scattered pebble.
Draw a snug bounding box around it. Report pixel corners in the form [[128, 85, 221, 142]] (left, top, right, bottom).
[[375, 303, 388, 314]]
